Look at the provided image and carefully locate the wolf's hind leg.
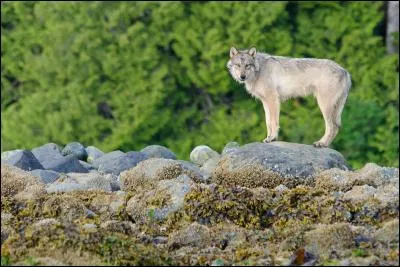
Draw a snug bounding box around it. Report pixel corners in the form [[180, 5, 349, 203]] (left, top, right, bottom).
[[313, 117, 339, 148], [314, 90, 346, 147]]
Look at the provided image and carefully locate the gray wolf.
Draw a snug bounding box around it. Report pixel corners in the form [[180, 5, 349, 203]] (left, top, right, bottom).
[[227, 47, 351, 147]]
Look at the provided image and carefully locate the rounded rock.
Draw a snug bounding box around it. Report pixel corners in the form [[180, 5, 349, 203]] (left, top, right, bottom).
[[62, 142, 87, 161], [190, 145, 220, 166], [222, 141, 240, 154], [85, 146, 105, 163]]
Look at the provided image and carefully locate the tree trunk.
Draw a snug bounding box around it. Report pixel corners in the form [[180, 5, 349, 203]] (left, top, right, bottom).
[[387, 1, 399, 54]]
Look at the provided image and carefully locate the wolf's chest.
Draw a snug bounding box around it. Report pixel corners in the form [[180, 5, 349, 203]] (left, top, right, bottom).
[[245, 80, 267, 100]]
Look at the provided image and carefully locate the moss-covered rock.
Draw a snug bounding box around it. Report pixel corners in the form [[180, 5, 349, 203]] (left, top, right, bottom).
[[315, 168, 354, 192], [42, 194, 89, 222], [212, 158, 290, 189], [1, 164, 44, 198], [120, 158, 203, 192], [100, 220, 138, 235], [304, 223, 355, 259], [126, 175, 194, 225], [1, 226, 14, 246], [168, 222, 211, 249], [343, 185, 377, 203], [373, 219, 399, 244], [2, 220, 174, 266], [316, 162, 399, 192], [184, 184, 273, 228]]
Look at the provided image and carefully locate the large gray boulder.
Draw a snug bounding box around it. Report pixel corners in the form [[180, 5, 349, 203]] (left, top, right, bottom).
[[92, 151, 147, 176], [45, 154, 89, 173], [212, 141, 350, 189], [1, 149, 44, 171], [31, 143, 64, 166], [126, 151, 148, 163], [31, 143, 88, 173], [91, 151, 124, 168], [140, 145, 177, 160]]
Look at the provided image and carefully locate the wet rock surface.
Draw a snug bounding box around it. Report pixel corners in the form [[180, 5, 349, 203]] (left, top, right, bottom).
[[1, 141, 398, 266]]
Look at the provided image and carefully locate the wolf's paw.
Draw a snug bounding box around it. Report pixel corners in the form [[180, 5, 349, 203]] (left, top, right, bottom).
[[263, 136, 277, 143], [313, 141, 328, 148]]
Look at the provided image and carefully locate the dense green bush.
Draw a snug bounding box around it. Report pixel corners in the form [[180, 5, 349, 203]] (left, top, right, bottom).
[[1, 1, 398, 168]]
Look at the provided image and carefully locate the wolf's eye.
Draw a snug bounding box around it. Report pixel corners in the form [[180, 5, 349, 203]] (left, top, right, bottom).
[[235, 64, 240, 67], [245, 64, 251, 69]]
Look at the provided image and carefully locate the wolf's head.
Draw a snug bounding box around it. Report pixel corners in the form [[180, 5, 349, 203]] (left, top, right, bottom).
[[227, 47, 259, 84]]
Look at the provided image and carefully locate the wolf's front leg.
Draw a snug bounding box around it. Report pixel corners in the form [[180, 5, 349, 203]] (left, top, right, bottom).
[[262, 98, 280, 143], [262, 101, 272, 142]]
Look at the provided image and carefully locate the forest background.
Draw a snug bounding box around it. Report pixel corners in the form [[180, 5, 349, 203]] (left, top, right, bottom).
[[1, 1, 399, 168]]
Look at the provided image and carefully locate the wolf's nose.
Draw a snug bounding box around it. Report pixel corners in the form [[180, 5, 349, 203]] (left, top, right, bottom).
[[240, 75, 246, 80]]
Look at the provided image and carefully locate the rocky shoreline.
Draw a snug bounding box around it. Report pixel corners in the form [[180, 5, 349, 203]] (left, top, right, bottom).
[[1, 141, 399, 266]]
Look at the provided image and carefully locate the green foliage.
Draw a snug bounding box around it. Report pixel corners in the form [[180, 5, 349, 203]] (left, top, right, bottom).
[[1, 255, 11, 266], [1, 1, 398, 168], [352, 248, 368, 257], [148, 208, 155, 220]]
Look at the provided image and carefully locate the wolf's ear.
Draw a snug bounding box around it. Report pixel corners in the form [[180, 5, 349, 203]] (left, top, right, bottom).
[[249, 47, 257, 57], [230, 47, 238, 58]]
